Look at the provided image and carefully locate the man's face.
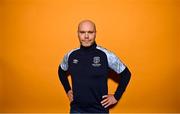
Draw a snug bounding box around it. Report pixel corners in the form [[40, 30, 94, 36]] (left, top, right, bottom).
[[78, 21, 96, 47]]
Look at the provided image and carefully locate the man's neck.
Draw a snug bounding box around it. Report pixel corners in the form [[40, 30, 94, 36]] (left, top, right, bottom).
[[80, 42, 97, 51]]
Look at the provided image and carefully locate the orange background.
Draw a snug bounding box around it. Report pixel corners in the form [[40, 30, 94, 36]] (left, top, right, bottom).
[[1, 0, 180, 113]]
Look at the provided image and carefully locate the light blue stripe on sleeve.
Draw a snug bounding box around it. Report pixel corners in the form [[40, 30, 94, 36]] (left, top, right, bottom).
[[96, 46, 126, 74]]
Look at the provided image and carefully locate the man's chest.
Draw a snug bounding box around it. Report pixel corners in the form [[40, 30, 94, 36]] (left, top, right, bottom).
[[68, 53, 108, 77]]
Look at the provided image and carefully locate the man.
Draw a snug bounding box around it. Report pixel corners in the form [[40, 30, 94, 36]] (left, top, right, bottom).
[[58, 20, 131, 113]]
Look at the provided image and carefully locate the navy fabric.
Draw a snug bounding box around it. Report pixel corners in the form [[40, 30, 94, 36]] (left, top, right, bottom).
[[58, 42, 131, 113], [68, 43, 109, 112]]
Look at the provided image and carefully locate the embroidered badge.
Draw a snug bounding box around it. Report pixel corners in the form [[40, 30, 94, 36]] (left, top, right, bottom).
[[92, 56, 101, 67]]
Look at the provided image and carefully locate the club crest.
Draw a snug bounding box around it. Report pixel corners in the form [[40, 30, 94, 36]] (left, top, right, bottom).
[[92, 56, 101, 67]]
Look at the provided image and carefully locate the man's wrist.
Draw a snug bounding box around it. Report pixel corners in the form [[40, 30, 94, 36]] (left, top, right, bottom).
[[66, 88, 71, 93], [113, 93, 120, 101]]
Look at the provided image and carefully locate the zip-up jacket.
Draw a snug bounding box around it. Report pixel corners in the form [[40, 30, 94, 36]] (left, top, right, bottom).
[[58, 42, 131, 113]]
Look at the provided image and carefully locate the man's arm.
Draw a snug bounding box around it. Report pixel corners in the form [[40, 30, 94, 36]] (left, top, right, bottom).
[[114, 67, 131, 101], [101, 67, 131, 108], [58, 66, 73, 102], [58, 66, 71, 93], [58, 50, 78, 102], [98, 48, 131, 108]]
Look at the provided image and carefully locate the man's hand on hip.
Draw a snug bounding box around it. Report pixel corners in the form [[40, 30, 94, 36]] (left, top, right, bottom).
[[101, 94, 117, 108], [67, 89, 73, 103]]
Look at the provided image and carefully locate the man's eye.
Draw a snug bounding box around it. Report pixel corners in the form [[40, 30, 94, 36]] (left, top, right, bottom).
[[79, 31, 95, 34], [88, 31, 94, 34], [79, 31, 85, 34]]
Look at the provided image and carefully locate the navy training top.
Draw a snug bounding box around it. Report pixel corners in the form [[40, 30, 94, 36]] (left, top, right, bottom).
[[59, 42, 128, 113]]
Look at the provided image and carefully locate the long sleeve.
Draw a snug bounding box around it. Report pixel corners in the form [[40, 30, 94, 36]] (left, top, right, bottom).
[[95, 47, 131, 101], [114, 67, 131, 101], [58, 66, 71, 93]]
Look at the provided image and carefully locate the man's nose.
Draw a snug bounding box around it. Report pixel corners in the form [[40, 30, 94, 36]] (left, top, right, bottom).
[[85, 32, 89, 38]]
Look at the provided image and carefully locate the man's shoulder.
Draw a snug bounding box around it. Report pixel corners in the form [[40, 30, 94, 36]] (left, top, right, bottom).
[[96, 45, 114, 55], [64, 47, 80, 57], [96, 45, 121, 60]]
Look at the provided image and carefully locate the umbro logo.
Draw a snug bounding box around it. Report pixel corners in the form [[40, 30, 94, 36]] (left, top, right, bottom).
[[73, 59, 79, 64]]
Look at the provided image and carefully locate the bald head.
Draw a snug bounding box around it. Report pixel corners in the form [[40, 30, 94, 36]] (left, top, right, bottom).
[[77, 20, 96, 47], [78, 20, 96, 32]]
